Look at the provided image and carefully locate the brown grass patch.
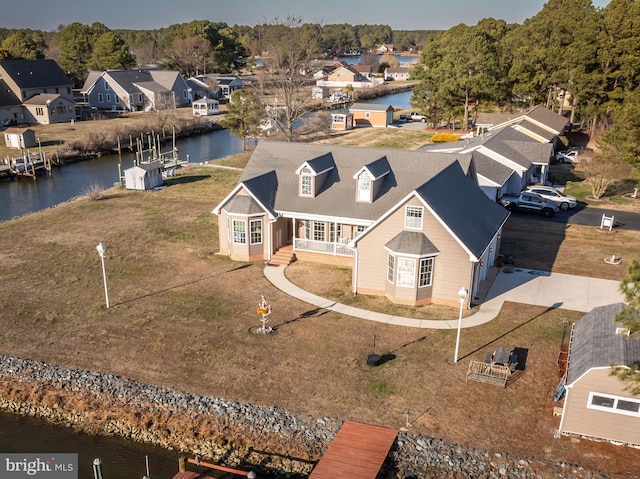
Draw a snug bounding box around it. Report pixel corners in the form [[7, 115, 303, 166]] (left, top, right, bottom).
[[0, 165, 639, 474]]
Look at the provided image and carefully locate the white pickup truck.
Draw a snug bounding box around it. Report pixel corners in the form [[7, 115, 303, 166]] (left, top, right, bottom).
[[399, 112, 427, 123]]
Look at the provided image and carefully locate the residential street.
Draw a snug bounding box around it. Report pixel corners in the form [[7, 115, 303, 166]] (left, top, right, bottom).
[[510, 203, 640, 231]]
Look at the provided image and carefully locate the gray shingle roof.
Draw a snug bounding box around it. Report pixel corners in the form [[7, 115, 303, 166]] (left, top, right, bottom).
[[0, 59, 71, 90], [385, 231, 439, 256], [22, 93, 66, 105], [349, 103, 393, 112], [470, 151, 515, 185], [105, 70, 154, 94], [414, 162, 509, 258], [225, 195, 264, 215], [0, 79, 20, 107], [233, 141, 508, 259], [566, 303, 640, 385], [516, 119, 556, 141], [525, 104, 569, 134]]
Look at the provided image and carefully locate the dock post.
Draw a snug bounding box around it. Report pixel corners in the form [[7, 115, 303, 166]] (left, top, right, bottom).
[[93, 458, 104, 479], [178, 457, 186, 473]]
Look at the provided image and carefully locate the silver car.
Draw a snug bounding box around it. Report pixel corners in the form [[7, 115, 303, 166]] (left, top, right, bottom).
[[526, 186, 577, 210]]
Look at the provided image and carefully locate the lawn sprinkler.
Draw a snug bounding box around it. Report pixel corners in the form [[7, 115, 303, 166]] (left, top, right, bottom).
[[256, 295, 273, 334]]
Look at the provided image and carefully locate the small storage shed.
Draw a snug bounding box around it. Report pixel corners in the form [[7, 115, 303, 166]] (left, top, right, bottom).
[[558, 303, 640, 447], [4, 127, 36, 149], [192, 98, 220, 116], [312, 86, 330, 99], [123, 162, 164, 190], [331, 112, 354, 131], [349, 103, 394, 128]]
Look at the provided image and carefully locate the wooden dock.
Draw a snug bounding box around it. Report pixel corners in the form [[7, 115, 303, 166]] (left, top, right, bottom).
[[308, 420, 397, 479]]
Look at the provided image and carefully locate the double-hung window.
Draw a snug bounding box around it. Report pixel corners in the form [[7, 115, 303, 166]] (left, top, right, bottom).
[[419, 258, 434, 287], [405, 206, 423, 229], [387, 254, 395, 282], [250, 219, 262, 244], [300, 172, 313, 196], [232, 219, 246, 244]]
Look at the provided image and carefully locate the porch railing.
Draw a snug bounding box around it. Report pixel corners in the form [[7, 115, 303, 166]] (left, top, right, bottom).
[[294, 238, 354, 257]]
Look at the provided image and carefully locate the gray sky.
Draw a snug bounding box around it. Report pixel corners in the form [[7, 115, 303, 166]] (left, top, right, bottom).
[[1, 0, 611, 31]]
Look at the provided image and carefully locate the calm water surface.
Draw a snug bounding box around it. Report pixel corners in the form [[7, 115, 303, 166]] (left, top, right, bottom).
[[0, 411, 180, 479], [0, 129, 243, 222]]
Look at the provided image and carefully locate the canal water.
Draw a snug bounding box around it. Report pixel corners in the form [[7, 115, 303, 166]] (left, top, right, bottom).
[[0, 128, 243, 223], [0, 410, 181, 479]]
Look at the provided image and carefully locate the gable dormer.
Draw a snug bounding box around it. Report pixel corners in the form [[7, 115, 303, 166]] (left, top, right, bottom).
[[352, 157, 390, 203], [295, 154, 335, 197]]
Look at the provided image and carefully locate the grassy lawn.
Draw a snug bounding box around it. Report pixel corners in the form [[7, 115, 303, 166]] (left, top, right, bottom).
[[1, 160, 639, 474]]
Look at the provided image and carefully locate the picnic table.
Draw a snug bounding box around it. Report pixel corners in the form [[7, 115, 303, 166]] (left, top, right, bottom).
[[493, 347, 511, 365]]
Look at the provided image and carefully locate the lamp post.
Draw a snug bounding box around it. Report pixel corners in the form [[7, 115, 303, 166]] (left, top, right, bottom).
[[96, 242, 109, 308], [454, 287, 468, 363]]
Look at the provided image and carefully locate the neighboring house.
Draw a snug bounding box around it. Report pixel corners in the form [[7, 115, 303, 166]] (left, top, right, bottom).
[[558, 303, 640, 447], [421, 119, 556, 197], [22, 93, 75, 125], [352, 64, 374, 80], [192, 98, 219, 116], [318, 65, 384, 89], [212, 141, 509, 307], [81, 69, 189, 112], [4, 127, 36, 149], [349, 103, 394, 128], [330, 112, 354, 131], [476, 105, 569, 152], [0, 59, 74, 125], [215, 75, 244, 98], [384, 67, 411, 81], [376, 43, 394, 53], [123, 162, 164, 190]]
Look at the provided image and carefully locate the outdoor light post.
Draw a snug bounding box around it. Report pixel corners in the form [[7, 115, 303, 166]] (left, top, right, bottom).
[[96, 242, 109, 308], [454, 287, 468, 363]]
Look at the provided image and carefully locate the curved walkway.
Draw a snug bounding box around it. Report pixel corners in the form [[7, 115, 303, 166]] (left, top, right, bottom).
[[263, 265, 625, 329]]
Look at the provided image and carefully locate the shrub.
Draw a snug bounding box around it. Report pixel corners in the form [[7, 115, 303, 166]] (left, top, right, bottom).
[[83, 183, 106, 200], [431, 133, 461, 143]]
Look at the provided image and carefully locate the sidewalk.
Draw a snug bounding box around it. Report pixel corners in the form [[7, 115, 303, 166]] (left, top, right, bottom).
[[263, 265, 625, 329]]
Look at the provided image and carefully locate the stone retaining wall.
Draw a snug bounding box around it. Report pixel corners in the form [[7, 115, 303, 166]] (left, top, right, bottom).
[[0, 355, 618, 479]]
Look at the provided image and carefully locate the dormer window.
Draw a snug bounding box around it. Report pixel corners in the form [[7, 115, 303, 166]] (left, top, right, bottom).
[[357, 171, 373, 202], [300, 166, 313, 196]]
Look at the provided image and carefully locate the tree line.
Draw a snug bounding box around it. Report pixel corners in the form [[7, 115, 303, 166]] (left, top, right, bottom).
[[410, 0, 640, 166], [0, 21, 433, 85]]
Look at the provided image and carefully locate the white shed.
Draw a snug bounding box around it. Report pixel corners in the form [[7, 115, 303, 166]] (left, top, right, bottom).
[[4, 128, 36, 149], [192, 98, 220, 116], [123, 162, 164, 190]]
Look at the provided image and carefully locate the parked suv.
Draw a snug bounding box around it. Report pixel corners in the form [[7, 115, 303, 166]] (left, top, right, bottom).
[[499, 192, 559, 217], [525, 186, 577, 210]]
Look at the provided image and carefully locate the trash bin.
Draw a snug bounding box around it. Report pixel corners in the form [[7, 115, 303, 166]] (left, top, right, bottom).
[[367, 354, 381, 367]]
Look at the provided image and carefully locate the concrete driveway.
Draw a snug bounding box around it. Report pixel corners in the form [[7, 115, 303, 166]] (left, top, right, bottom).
[[263, 265, 625, 329]]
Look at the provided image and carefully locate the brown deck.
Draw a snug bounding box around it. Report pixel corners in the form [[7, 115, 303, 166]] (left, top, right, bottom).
[[308, 420, 398, 479]]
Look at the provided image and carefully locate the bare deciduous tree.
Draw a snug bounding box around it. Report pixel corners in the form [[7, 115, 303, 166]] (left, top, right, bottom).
[[261, 17, 320, 142], [580, 156, 631, 199]]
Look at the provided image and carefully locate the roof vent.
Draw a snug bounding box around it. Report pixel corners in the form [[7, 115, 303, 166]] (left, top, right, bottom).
[[616, 327, 631, 336]]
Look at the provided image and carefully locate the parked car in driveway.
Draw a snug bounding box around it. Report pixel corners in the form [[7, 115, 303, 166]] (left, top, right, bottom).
[[555, 149, 579, 163], [399, 112, 427, 122], [499, 191, 560, 217], [525, 185, 577, 210]]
